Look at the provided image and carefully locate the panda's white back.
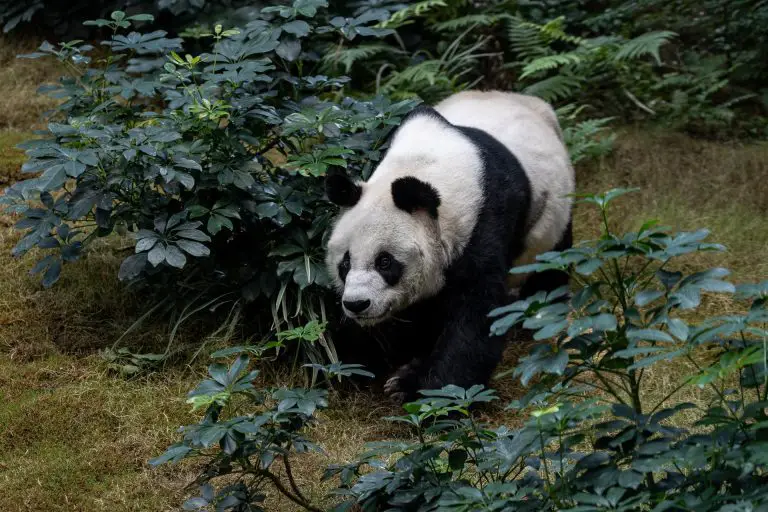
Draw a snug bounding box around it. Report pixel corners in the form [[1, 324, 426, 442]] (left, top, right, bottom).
[[434, 91, 575, 283]]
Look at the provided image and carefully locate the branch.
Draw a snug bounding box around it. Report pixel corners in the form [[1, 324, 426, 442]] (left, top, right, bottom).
[[283, 456, 309, 505], [259, 470, 323, 512]]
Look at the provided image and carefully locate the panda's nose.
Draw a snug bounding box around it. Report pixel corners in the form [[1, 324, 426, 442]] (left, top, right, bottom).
[[343, 299, 370, 314]]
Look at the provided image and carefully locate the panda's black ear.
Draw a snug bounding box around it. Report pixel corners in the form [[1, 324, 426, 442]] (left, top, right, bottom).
[[391, 176, 441, 219], [326, 171, 362, 207]]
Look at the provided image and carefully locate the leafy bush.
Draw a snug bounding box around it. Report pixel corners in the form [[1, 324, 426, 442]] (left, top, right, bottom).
[[0, 0, 254, 35], [335, 0, 768, 138], [149, 354, 334, 511], [0, 5, 422, 366], [532, 0, 768, 137], [153, 190, 768, 511], [327, 1, 678, 109], [322, 2, 679, 162]]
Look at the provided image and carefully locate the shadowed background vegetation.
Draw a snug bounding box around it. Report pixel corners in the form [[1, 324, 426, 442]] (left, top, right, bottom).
[[0, 1, 766, 510]]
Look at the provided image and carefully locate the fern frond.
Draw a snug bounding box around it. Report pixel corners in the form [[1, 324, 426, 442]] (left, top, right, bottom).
[[507, 16, 548, 61], [520, 52, 583, 78], [523, 75, 583, 102], [380, 0, 447, 29], [614, 30, 677, 65], [539, 16, 584, 46], [555, 103, 589, 120], [322, 44, 399, 73], [381, 60, 442, 91], [433, 14, 501, 32], [561, 114, 616, 164]]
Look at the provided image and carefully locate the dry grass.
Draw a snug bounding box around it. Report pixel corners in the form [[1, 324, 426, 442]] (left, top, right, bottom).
[[574, 127, 768, 286], [0, 130, 35, 186], [0, 221, 199, 359], [0, 37, 61, 131], [0, 355, 201, 511]]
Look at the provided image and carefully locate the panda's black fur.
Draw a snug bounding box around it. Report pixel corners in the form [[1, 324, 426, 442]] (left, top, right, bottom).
[[326, 105, 573, 403]]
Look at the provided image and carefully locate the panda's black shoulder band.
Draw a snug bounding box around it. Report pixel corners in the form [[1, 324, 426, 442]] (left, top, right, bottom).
[[391, 176, 441, 219], [326, 171, 362, 207]]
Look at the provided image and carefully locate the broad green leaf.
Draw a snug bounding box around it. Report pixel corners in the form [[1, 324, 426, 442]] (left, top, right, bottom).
[[592, 313, 618, 332], [148, 443, 192, 466], [164, 245, 187, 268], [628, 348, 686, 370], [176, 239, 210, 257], [635, 290, 664, 307], [148, 244, 166, 267], [119, 253, 147, 281], [667, 318, 689, 341], [283, 20, 311, 37], [176, 229, 211, 242], [627, 328, 674, 343], [207, 214, 233, 235], [575, 258, 603, 275], [136, 237, 158, 252], [534, 319, 568, 340]]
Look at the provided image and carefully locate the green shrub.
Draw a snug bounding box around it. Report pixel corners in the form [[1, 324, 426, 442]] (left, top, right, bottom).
[[153, 190, 768, 511], [531, 0, 768, 138], [0, 5, 420, 366], [0, 0, 252, 35]]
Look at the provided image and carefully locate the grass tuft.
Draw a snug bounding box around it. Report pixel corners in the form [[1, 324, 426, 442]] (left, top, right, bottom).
[[0, 130, 35, 186], [0, 354, 202, 511], [0, 37, 61, 131]]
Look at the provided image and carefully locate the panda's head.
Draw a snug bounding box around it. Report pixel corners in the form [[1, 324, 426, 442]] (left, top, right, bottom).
[[324, 172, 448, 325]]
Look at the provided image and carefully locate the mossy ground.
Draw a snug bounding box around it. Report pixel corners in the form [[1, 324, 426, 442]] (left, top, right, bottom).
[[0, 35, 766, 512]]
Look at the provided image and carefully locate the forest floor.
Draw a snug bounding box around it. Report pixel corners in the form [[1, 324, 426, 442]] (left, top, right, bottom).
[[0, 36, 767, 511]]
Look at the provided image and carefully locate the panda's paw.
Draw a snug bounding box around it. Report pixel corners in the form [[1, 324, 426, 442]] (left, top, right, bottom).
[[383, 360, 422, 404]]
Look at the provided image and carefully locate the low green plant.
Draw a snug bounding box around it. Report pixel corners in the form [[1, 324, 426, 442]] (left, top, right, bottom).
[[150, 353, 333, 511], [154, 190, 768, 511], [101, 346, 166, 377], [556, 104, 615, 165]]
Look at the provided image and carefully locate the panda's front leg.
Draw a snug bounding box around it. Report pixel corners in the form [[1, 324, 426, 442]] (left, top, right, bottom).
[[383, 279, 509, 404], [383, 358, 425, 404]]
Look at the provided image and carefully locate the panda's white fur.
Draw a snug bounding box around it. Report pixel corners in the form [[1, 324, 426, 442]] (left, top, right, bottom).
[[326, 90, 574, 323]]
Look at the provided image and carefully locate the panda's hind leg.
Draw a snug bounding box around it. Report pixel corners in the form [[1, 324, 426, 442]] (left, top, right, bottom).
[[518, 218, 573, 299]]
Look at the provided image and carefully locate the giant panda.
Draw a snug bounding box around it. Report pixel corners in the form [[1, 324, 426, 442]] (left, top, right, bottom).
[[324, 90, 575, 403]]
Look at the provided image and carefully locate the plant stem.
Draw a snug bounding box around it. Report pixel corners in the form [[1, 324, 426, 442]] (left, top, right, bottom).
[[685, 354, 748, 432], [591, 370, 629, 405], [627, 370, 643, 415], [257, 470, 323, 512], [537, 420, 552, 486], [648, 379, 691, 415], [743, 331, 767, 402], [283, 456, 309, 504], [572, 377, 622, 398]]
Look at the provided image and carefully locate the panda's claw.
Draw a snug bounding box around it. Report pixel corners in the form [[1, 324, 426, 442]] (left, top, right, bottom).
[[383, 375, 401, 395], [383, 360, 422, 404]]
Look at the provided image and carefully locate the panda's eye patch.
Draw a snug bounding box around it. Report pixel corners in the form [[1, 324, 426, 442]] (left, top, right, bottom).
[[375, 252, 392, 270], [338, 251, 351, 281], [375, 251, 403, 286]]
